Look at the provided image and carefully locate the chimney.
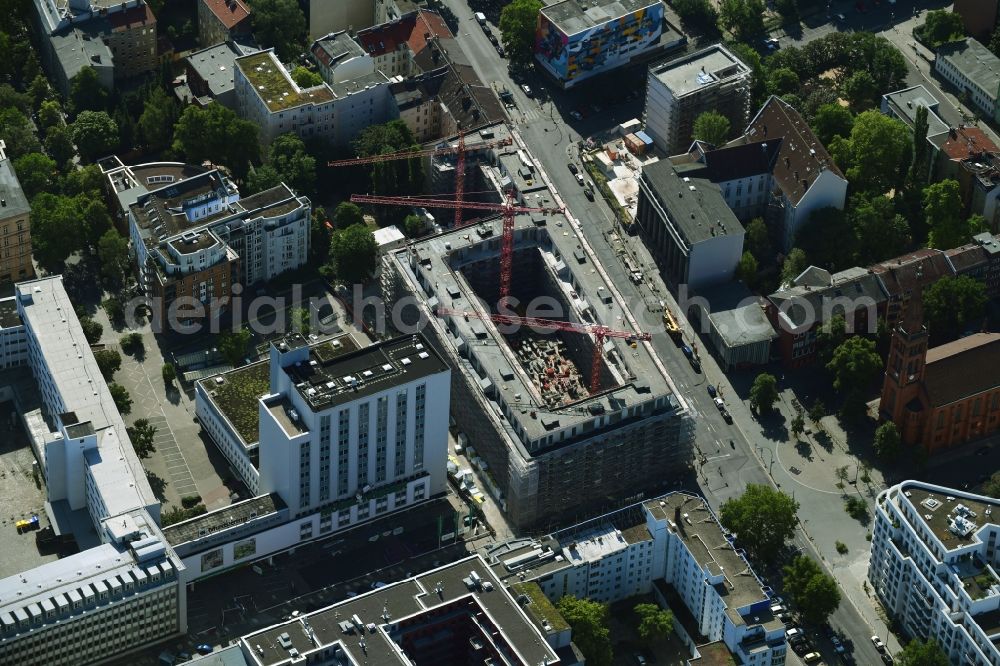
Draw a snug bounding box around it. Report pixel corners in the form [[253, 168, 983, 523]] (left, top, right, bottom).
[[763, 123, 768, 137], [794, 170, 799, 180], [784, 156, 790, 168]]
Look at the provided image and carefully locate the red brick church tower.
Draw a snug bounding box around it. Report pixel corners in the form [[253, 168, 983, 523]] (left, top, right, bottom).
[[878, 300, 929, 444]]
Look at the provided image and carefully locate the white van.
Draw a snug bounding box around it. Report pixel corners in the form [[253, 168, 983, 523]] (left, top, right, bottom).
[[475, 12, 487, 25]]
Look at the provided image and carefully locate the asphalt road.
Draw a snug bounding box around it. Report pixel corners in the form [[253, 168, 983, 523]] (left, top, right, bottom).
[[440, 2, 895, 663]]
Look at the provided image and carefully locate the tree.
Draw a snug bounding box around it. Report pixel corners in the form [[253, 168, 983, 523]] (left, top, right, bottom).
[[0, 108, 40, 158], [290, 306, 311, 335], [138, 87, 178, 152], [718, 0, 765, 42], [775, 0, 798, 21], [720, 484, 799, 561], [749, 373, 779, 414], [328, 223, 377, 284], [827, 336, 882, 394], [246, 164, 282, 194], [79, 196, 113, 249], [71, 110, 118, 162], [780, 248, 808, 284], [782, 556, 841, 624], [403, 213, 425, 238], [815, 314, 848, 365], [982, 471, 1000, 499], [249, 0, 307, 61], [291, 66, 323, 88], [333, 201, 365, 230], [841, 70, 878, 113], [97, 229, 130, 286], [736, 251, 758, 287], [790, 409, 805, 440], [811, 103, 854, 145], [37, 99, 63, 132], [12, 152, 56, 200], [838, 111, 912, 194], [93, 349, 121, 380], [924, 180, 982, 250], [768, 67, 800, 96], [126, 418, 157, 458], [109, 383, 132, 414], [172, 103, 260, 180], [849, 193, 911, 264], [44, 125, 76, 166], [499, 0, 543, 68], [79, 316, 103, 345], [29, 193, 84, 269], [218, 329, 251, 367], [555, 596, 613, 666], [897, 638, 949, 666], [103, 297, 124, 325], [874, 421, 901, 462], [161, 363, 176, 386], [634, 603, 673, 644], [745, 218, 771, 263], [672, 0, 720, 36], [268, 133, 316, 195], [918, 9, 965, 48], [808, 399, 825, 426], [28, 74, 52, 110], [692, 111, 730, 146], [796, 206, 855, 271], [923, 275, 988, 343], [120, 332, 143, 354], [68, 67, 108, 115]]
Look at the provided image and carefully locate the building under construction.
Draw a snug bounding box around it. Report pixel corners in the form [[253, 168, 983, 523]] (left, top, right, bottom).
[[380, 123, 694, 531]]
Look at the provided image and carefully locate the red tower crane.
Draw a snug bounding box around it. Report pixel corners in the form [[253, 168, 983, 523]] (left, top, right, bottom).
[[351, 193, 564, 306], [328, 132, 512, 226], [435, 307, 652, 393]]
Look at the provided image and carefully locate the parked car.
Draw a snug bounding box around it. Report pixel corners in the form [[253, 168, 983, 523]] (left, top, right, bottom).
[[575, 173, 585, 185], [584, 188, 594, 201], [714, 397, 725, 411], [681, 344, 693, 359], [569, 110, 583, 120], [371, 581, 388, 590], [881, 653, 894, 665], [786, 628, 803, 640], [830, 635, 845, 654], [707, 384, 717, 398], [496, 45, 505, 58], [803, 653, 822, 665], [196, 645, 213, 655], [568, 163, 578, 174], [721, 410, 732, 423], [871, 636, 886, 652], [521, 84, 533, 97]]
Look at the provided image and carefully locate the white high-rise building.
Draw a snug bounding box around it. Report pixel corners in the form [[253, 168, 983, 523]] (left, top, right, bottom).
[[258, 334, 450, 522], [870, 481, 1000, 665]]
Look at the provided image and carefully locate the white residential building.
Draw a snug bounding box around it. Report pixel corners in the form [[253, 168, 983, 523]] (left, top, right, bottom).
[[234, 48, 390, 147], [935, 38, 1000, 123], [310, 30, 374, 85], [644, 44, 752, 155], [490, 492, 787, 666], [0, 296, 27, 368], [870, 481, 1000, 665]]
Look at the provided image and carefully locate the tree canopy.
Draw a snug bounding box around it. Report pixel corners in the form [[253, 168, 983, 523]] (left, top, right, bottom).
[[173, 103, 260, 180], [333, 201, 364, 230], [138, 87, 178, 152], [249, 0, 307, 61], [831, 111, 911, 195], [749, 373, 779, 413], [291, 66, 323, 88], [736, 251, 758, 287], [924, 179, 984, 251], [923, 275, 988, 343], [267, 133, 316, 195], [897, 638, 949, 666], [68, 66, 108, 115], [71, 110, 118, 162], [826, 335, 882, 395], [97, 229, 131, 286], [555, 596, 613, 666], [811, 103, 854, 145], [720, 484, 799, 561], [635, 603, 673, 644], [12, 152, 56, 200], [692, 111, 730, 146], [781, 248, 808, 284], [718, 0, 765, 43], [849, 193, 911, 265], [29, 193, 85, 269], [218, 329, 252, 367], [671, 0, 720, 36], [782, 556, 841, 624], [109, 383, 132, 415], [874, 421, 901, 461], [499, 0, 543, 67], [126, 418, 157, 459], [353, 120, 423, 196], [328, 223, 377, 285], [917, 9, 965, 48], [93, 349, 121, 381]]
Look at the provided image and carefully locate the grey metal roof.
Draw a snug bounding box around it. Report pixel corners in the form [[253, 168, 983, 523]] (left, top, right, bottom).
[[937, 38, 1000, 105], [186, 41, 255, 98], [696, 281, 777, 348], [640, 158, 743, 245], [650, 44, 750, 98], [0, 154, 29, 221], [541, 0, 660, 35]]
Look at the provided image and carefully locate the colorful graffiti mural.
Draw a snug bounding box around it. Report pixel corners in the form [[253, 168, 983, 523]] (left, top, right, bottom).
[[535, 2, 663, 88]]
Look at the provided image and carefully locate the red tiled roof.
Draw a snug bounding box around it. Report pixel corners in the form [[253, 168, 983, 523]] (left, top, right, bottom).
[[202, 0, 251, 31], [109, 2, 155, 30], [924, 333, 1000, 406], [938, 126, 999, 160], [871, 249, 954, 297], [947, 243, 989, 273], [356, 10, 452, 58], [742, 96, 844, 205]]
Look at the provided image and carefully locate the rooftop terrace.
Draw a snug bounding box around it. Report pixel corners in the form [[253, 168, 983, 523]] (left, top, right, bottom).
[[236, 50, 333, 112], [542, 0, 660, 34], [901, 483, 999, 550]]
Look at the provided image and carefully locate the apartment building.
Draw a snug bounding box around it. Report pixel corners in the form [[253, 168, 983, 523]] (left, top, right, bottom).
[[183, 40, 259, 109], [197, 0, 251, 48], [644, 44, 752, 155], [30, 0, 157, 95], [119, 164, 310, 326], [0, 297, 26, 368], [310, 30, 374, 85], [870, 481, 1000, 665], [355, 10, 452, 79], [935, 38, 1000, 123], [489, 493, 787, 665], [0, 140, 34, 285], [0, 509, 184, 666], [234, 49, 391, 147], [635, 158, 745, 291], [301, 0, 417, 39], [535, 0, 667, 89]]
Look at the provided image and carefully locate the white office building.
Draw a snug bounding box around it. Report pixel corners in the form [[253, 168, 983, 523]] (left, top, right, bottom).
[[934, 38, 1000, 123], [870, 481, 1000, 665], [234, 48, 391, 147], [489, 492, 787, 665]]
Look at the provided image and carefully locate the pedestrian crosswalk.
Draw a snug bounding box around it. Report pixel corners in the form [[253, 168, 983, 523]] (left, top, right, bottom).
[[512, 106, 544, 122]]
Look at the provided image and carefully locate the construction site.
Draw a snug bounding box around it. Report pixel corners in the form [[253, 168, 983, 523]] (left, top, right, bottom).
[[379, 122, 694, 532]]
